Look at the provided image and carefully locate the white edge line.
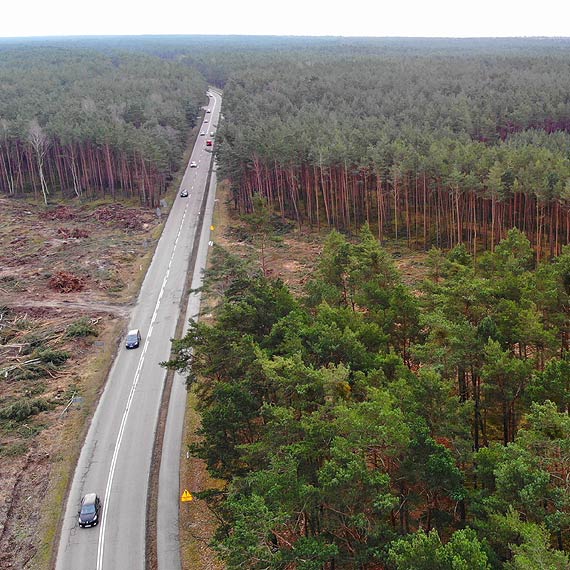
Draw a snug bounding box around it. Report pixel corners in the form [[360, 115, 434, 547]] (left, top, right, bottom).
[[96, 207, 188, 570]]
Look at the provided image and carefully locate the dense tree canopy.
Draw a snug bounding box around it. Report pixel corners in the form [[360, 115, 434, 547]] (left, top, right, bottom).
[[201, 37, 570, 256], [0, 44, 206, 204], [5, 35, 570, 247], [165, 225, 570, 569]]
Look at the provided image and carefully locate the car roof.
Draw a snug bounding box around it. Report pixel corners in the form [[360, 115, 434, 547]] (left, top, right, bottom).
[[82, 493, 97, 504], [127, 329, 139, 335]]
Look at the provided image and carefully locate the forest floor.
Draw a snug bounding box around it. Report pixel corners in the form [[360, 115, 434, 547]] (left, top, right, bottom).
[[0, 195, 164, 569]]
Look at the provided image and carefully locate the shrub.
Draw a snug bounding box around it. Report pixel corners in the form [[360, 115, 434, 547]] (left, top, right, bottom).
[[0, 398, 51, 422], [0, 442, 28, 457], [66, 318, 98, 338], [36, 348, 70, 365], [20, 333, 46, 355]]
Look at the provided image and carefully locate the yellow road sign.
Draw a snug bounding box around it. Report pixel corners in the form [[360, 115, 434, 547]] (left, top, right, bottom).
[[210, 225, 215, 231], [181, 489, 193, 502]]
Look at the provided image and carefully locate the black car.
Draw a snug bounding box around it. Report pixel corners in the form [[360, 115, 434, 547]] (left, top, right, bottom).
[[125, 329, 141, 349], [78, 493, 101, 528], [180, 189, 189, 197]]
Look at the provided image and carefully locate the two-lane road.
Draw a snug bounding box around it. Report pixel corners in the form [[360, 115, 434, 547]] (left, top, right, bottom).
[[56, 90, 221, 570]]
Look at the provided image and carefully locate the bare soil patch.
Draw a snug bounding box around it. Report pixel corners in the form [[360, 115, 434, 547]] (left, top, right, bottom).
[[0, 196, 163, 569]]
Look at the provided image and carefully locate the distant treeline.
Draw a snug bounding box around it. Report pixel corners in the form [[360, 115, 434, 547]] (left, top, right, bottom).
[[0, 45, 206, 205], [5, 36, 570, 247], [206, 38, 570, 256]]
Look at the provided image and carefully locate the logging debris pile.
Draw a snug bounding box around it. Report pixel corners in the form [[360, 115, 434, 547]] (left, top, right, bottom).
[[48, 271, 86, 293], [56, 228, 89, 239], [0, 198, 158, 303], [92, 204, 148, 231]]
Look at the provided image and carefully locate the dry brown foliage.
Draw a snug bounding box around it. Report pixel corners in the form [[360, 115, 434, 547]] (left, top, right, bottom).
[[48, 271, 86, 293]]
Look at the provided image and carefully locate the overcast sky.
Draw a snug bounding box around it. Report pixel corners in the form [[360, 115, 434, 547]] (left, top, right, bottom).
[[1, 0, 568, 38]]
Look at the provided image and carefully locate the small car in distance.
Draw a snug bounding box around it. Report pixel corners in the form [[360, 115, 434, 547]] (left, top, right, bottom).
[[206, 139, 213, 147], [200, 131, 205, 136], [190, 161, 197, 168], [125, 329, 141, 349], [78, 493, 101, 528], [206, 109, 211, 113], [204, 119, 209, 123], [180, 189, 189, 197]]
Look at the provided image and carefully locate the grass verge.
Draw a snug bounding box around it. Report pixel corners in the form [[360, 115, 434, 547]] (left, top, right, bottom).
[[179, 391, 224, 570]]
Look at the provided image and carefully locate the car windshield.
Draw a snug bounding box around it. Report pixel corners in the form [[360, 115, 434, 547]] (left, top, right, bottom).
[[127, 335, 137, 342], [81, 504, 96, 515]]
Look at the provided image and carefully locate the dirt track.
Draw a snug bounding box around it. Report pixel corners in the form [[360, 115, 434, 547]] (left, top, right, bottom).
[[5, 299, 131, 318]]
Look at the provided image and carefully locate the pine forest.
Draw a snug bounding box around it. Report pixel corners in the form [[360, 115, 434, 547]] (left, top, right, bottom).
[[4, 35, 570, 569], [166, 225, 570, 570], [0, 43, 206, 205], [212, 38, 570, 259]]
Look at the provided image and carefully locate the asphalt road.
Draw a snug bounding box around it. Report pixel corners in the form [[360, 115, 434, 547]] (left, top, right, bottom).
[[55, 90, 221, 570], [156, 110, 220, 570]]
